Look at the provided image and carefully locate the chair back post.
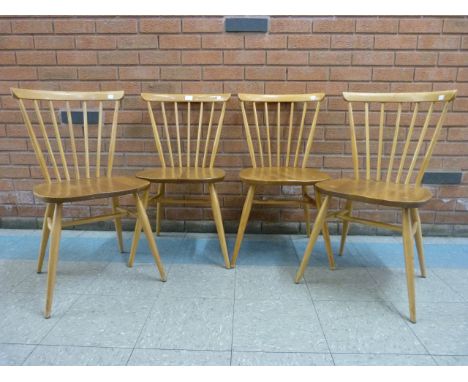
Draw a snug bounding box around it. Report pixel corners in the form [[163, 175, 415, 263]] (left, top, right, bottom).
[[238, 93, 325, 169], [343, 90, 457, 186]]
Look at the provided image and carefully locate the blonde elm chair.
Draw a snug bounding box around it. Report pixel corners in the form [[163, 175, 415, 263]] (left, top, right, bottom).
[[127, 93, 232, 269], [11, 88, 167, 318], [231, 93, 333, 268], [295, 90, 457, 323]]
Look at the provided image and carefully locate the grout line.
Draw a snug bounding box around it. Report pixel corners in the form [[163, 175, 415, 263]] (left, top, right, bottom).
[[229, 265, 237, 366]]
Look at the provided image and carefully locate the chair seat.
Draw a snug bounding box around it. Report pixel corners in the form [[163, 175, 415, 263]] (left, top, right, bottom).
[[136, 167, 226, 183], [33, 176, 150, 203], [316, 178, 432, 208], [239, 167, 329, 185]]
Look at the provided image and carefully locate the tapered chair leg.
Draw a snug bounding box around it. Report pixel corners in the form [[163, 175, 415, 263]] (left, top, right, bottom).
[[339, 200, 353, 256], [128, 190, 149, 268], [402, 208, 417, 323], [155, 183, 165, 236], [411, 208, 427, 278], [231, 185, 256, 268], [209, 183, 230, 269], [37, 203, 55, 273], [315, 189, 335, 270], [111, 197, 124, 253], [302, 186, 311, 237], [134, 192, 167, 282], [44, 203, 62, 319], [295, 196, 330, 283]]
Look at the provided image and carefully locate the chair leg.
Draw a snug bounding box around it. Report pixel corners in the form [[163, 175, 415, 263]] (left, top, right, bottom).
[[339, 200, 353, 256], [155, 183, 165, 236], [44, 203, 62, 319], [111, 197, 124, 253], [402, 208, 417, 323], [295, 196, 330, 283], [134, 192, 167, 282], [37, 203, 55, 273], [411, 208, 427, 278], [231, 185, 256, 268], [302, 185, 311, 237], [208, 183, 230, 269], [128, 189, 149, 268], [315, 188, 335, 270]]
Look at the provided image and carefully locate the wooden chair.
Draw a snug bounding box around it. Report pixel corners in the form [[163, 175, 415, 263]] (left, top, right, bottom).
[[11, 88, 167, 318], [127, 93, 231, 269], [231, 93, 334, 268], [295, 90, 457, 323]]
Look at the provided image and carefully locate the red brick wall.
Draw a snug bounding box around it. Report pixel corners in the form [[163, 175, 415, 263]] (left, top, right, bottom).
[[0, 16, 467, 234]]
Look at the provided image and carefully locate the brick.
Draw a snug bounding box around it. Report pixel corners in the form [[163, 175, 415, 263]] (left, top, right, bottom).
[[181, 81, 223, 93], [270, 17, 311, 33], [203, 66, 243, 80], [264, 82, 307, 94], [352, 51, 394, 66], [0, 67, 37, 80], [57, 51, 97, 65], [78, 67, 117, 80], [267, 51, 308, 65], [161, 66, 200, 80], [374, 35, 417, 50], [181, 51, 222, 65], [37, 67, 77, 80], [0, 52, 15, 65], [54, 19, 95, 33], [96, 18, 138, 33], [395, 52, 437, 66], [35, 36, 74, 49], [313, 18, 355, 32], [330, 67, 372, 81], [415, 68, 457, 82], [140, 51, 180, 65], [16, 51, 56, 65], [287, 67, 328, 81], [418, 35, 460, 50], [202, 35, 243, 49], [288, 35, 330, 49], [245, 35, 287, 49], [399, 18, 443, 33], [119, 66, 159, 80], [458, 68, 468, 81], [331, 35, 373, 49], [355, 18, 398, 33], [76, 36, 116, 49], [0, 36, 33, 49], [160, 35, 201, 49], [182, 17, 223, 32], [140, 18, 180, 33], [117, 35, 158, 49], [310, 51, 351, 66], [223, 81, 264, 94], [0, 20, 11, 33], [373, 68, 414, 82], [245, 67, 286, 81], [224, 50, 265, 65], [443, 18, 468, 33], [438, 52, 468, 66], [98, 51, 138, 65], [12, 19, 53, 33]]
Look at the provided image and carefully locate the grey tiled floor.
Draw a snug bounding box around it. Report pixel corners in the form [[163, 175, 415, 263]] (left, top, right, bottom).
[[1, 229, 468, 366]]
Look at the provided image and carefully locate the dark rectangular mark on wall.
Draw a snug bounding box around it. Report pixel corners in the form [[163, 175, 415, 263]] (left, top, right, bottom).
[[422, 171, 462, 185], [60, 110, 100, 125], [225, 17, 269, 33]]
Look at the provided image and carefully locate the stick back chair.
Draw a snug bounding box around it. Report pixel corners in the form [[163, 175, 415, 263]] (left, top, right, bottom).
[[11, 88, 166, 318], [128, 93, 232, 268], [295, 90, 457, 323], [231, 93, 333, 268]]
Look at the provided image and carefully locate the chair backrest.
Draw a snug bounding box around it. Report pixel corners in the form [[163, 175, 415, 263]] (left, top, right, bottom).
[[343, 90, 457, 186], [141, 93, 231, 169], [11, 88, 124, 183], [238, 93, 325, 168]]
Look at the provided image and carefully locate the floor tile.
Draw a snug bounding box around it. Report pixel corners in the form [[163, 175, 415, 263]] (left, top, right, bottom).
[[315, 300, 426, 354], [233, 299, 328, 353], [0, 260, 36, 292], [433, 355, 468, 366], [0, 292, 79, 344], [83, 263, 166, 297], [137, 297, 233, 351], [0, 344, 35, 366], [304, 267, 383, 301], [41, 294, 154, 348], [159, 264, 234, 299], [23, 345, 132, 366], [431, 268, 468, 302], [393, 301, 468, 356], [128, 349, 231, 366], [235, 266, 310, 301], [332, 353, 436, 366], [236, 235, 299, 266], [231, 351, 333, 366]]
